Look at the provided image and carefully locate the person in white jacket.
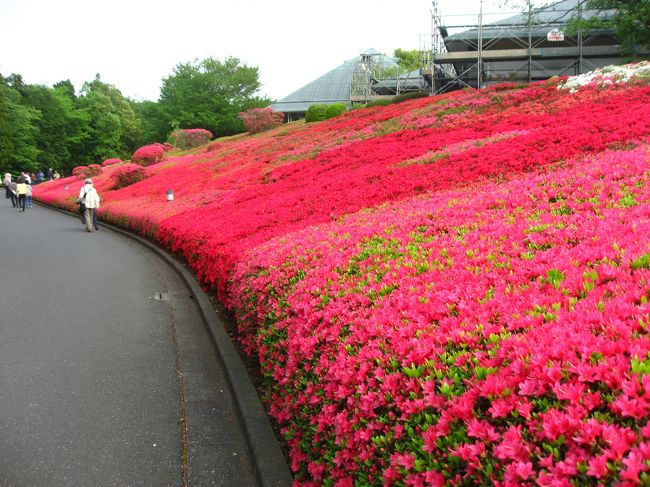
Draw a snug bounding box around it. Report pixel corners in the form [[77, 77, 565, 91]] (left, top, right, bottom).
[[79, 178, 101, 232]]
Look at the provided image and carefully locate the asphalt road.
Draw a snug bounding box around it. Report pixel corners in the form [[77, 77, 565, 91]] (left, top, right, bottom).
[[0, 202, 257, 487]]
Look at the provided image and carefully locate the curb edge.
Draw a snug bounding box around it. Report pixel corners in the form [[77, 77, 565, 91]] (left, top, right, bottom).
[[38, 202, 293, 487]]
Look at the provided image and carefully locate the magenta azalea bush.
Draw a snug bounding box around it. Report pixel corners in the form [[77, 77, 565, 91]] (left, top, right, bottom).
[[239, 107, 285, 134], [34, 64, 650, 485], [101, 158, 123, 167], [131, 143, 165, 166], [111, 164, 149, 189], [169, 128, 212, 149], [71, 165, 88, 179], [71, 164, 102, 179]]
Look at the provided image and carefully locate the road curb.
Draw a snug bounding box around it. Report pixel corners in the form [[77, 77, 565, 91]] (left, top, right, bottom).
[[38, 202, 293, 487]]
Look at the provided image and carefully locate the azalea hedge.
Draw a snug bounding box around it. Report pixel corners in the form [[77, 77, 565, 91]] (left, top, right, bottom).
[[131, 143, 165, 166], [33, 63, 650, 485], [169, 128, 213, 149], [230, 144, 650, 485], [71, 163, 102, 179], [101, 157, 123, 167]]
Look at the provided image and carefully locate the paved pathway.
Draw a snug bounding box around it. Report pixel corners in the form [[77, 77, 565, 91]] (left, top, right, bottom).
[[0, 203, 258, 486]]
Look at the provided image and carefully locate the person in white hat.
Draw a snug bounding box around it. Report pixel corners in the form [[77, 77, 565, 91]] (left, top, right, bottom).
[[78, 178, 101, 232]]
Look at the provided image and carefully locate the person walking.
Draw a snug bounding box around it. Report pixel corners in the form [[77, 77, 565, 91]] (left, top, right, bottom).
[[6, 176, 18, 208], [25, 180, 33, 208], [3, 173, 13, 205], [16, 177, 27, 212], [79, 178, 100, 232]]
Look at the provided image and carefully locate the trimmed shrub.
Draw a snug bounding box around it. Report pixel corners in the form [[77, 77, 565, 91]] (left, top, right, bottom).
[[325, 103, 347, 119], [392, 91, 429, 104], [204, 141, 221, 153], [71, 165, 88, 180], [305, 104, 328, 123], [132, 143, 165, 166], [71, 164, 102, 179], [85, 164, 102, 177], [366, 98, 394, 108], [101, 158, 122, 167], [239, 107, 285, 134], [111, 164, 149, 189], [169, 129, 213, 149]]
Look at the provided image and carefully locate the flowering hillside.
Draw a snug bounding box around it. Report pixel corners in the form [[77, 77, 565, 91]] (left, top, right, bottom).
[[35, 63, 650, 485]]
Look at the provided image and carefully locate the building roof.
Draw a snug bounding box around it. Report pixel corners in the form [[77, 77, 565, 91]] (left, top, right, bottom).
[[271, 48, 400, 113], [445, 0, 612, 42]]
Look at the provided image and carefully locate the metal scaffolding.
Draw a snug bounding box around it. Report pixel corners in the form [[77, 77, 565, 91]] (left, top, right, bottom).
[[426, 0, 623, 94], [349, 49, 431, 104]]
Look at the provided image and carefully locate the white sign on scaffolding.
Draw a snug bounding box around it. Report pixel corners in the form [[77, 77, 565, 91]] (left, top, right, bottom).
[[547, 29, 565, 42]]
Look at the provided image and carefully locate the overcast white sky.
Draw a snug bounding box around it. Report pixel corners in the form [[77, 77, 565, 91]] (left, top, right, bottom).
[[0, 0, 536, 101]]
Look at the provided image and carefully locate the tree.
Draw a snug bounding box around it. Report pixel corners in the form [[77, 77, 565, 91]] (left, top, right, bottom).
[[568, 0, 648, 59], [0, 79, 39, 174], [19, 84, 86, 173], [159, 56, 272, 137], [75, 75, 141, 164], [53, 81, 90, 174], [393, 49, 425, 73], [131, 99, 168, 145], [0, 78, 14, 171]]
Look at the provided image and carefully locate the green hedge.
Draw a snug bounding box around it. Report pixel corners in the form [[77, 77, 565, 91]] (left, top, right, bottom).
[[306, 103, 349, 123], [392, 91, 429, 104], [351, 91, 431, 111], [325, 103, 347, 119], [366, 98, 394, 108], [305, 104, 328, 123]]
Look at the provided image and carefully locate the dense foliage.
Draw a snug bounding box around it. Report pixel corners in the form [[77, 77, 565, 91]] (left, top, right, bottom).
[[34, 63, 650, 485], [567, 0, 650, 58], [158, 57, 272, 137], [0, 56, 270, 176]]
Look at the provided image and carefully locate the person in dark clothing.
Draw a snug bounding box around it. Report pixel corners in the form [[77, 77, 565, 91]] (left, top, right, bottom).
[[4, 173, 18, 208]]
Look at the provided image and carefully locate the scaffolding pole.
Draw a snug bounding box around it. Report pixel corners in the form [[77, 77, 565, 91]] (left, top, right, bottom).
[[478, 0, 483, 88]]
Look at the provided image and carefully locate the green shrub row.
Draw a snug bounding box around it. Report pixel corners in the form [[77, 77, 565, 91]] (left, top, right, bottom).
[[352, 90, 430, 110], [305, 103, 348, 123]]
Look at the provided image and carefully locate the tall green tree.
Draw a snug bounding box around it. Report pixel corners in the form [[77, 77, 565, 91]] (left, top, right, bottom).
[[131, 99, 168, 146], [0, 78, 40, 174], [0, 79, 14, 171], [75, 75, 141, 163], [159, 56, 271, 137], [19, 84, 87, 174], [53, 81, 89, 174]]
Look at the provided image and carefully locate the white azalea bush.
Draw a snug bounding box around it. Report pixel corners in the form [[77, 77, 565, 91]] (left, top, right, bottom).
[[559, 61, 650, 92]]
